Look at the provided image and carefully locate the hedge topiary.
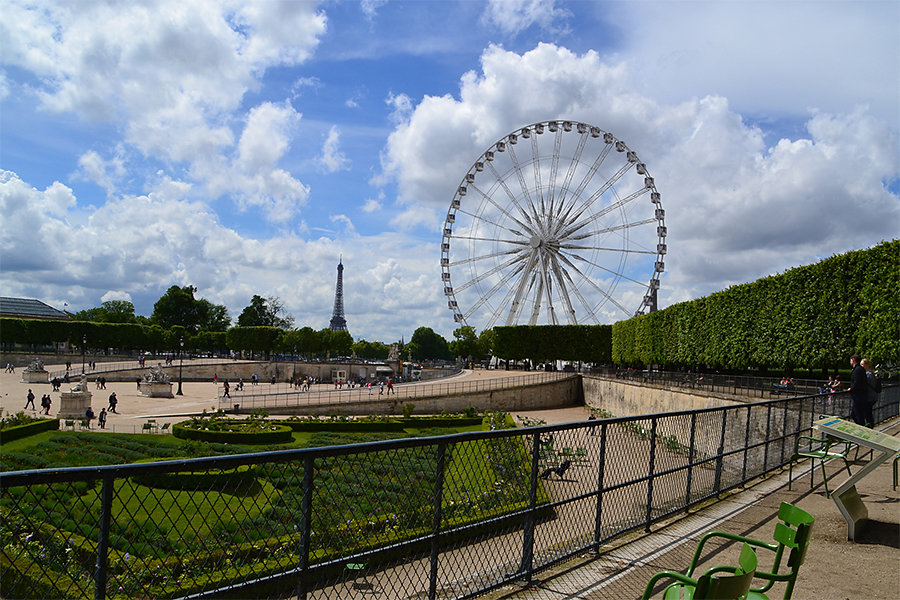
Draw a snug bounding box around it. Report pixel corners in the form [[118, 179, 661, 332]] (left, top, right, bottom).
[[171, 420, 293, 444], [0, 417, 60, 445]]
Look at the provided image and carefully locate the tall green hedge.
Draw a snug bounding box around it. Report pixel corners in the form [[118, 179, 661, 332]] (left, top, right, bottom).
[[493, 324, 612, 364], [611, 239, 899, 370]]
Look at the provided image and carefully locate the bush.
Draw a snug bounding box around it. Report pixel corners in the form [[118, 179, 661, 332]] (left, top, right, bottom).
[[172, 420, 293, 445], [0, 416, 59, 445]]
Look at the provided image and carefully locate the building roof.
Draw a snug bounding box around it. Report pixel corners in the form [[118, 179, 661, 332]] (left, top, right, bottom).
[[0, 297, 72, 321]]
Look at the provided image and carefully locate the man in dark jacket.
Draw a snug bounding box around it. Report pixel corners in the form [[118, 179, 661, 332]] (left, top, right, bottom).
[[848, 354, 868, 426]]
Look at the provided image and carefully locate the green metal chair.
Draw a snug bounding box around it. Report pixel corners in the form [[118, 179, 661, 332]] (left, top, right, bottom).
[[684, 502, 814, 600], [788, 435, 853, 496], [641, 542, 758, 599]]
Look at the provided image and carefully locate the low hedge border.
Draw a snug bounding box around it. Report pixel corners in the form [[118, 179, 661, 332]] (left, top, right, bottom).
[[171, 421, 293, 445], [276, 416, 483, 433], [0, 418, 59, 445]]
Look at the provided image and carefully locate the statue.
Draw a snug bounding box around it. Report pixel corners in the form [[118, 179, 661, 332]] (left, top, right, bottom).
[[21, 356, 50, 383], [388, 344, 400, 362], [71, 375, 89, 393], [140, 363, 174, 398], [24, 357, 46, 372], [144, 363, 171, 384]]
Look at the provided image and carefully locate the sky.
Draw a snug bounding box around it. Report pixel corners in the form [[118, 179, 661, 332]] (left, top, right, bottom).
[[1, 0, 898, 344]]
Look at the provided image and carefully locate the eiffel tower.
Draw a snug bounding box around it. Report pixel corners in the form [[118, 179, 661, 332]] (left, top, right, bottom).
[[329, 257, 348, 332]]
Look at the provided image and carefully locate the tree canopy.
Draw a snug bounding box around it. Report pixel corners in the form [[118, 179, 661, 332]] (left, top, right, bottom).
[[237, 295, 295, 329]]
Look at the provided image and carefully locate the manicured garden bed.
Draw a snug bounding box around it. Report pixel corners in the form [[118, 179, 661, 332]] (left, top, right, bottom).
[[1, 411, 549, 598]]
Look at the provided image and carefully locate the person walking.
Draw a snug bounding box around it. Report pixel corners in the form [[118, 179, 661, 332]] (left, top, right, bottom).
[[98, 408, 107, 429], [848, 354, 868, 426], [24, 389, 36, 410], [223, 379, 230, 398], [107, 391, 118, 413], [387, 378, 394, 395]]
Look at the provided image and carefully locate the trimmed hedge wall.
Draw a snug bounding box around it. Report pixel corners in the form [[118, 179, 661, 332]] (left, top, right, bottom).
[[612, 239, 900, 370], [0, 418, 60, 445], [493, 324, 612, 364], [171, 421, 293, 445]]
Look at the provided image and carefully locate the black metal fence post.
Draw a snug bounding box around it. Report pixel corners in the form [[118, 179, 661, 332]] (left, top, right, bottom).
[[713, 410, 727, 495], [645, 417, 658, 531], [93, 474, 114, 600], [593, 422, 608, 549], [742, 405, 751, 482], [685, 412, 697, 507], [428, 442, 448, 600], [297, 456, 314, 599]]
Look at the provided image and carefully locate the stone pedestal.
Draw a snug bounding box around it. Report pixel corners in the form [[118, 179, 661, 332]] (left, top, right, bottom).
[[58, 390, 93, 420], [21, 369, 49, 384], [140, 382, 174, 398], [385, 359, 402, 375]]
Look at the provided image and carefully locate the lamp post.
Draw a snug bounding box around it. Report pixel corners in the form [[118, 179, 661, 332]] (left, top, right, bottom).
[[81, 335, 86, 375], [177, 337, 184, 396]]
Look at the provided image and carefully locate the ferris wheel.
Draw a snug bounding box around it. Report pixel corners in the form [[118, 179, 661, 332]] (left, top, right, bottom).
[[441, 120, 667, 330]]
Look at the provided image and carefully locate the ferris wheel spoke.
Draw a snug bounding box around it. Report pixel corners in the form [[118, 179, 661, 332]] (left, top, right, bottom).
[[559, 160, 636, 234], [505, 143, 537, 219], [558, 253, 632, 316], [566, 217, 657, 241], [547, 252, 579, 324], [449, 247, 520, 268], [455, 252, 529, 294], [450, 234, 530, 246], [505, 249, 540, 326], [546, 126, 563, 217], [530, 133, 544, 219], [553, 255, 602, 324], [563, 249, 650, 287], [456, 201, 531, 239], [468, 259, 528, 321], [556, 142, 615, 226], [558, 184, 650, 240], [553, 132, 589, 219], [485, 160, 541, 229], [559, 244, 656, 255]]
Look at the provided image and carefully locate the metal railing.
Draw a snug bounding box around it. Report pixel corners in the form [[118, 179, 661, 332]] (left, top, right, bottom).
[[219, 370, 576, 411], [1, 387, 896, 599], [600, 368, 875, 399]]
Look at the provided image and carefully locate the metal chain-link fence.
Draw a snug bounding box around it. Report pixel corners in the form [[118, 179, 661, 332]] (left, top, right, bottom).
[[2, 387, 897, 599]]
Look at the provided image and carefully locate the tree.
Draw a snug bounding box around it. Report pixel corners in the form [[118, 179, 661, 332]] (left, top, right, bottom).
[[151, 285, 228, 333], [450, 326, 480, 360], [198, 299, 230, 332], [101, 300, 137, 323], [152, 286, 203, 333], [237, 295, 294, 329], [407, 327, 452, 361]]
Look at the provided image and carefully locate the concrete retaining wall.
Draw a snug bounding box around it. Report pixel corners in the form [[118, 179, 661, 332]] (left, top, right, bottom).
[[581, 375, 743, 416], [266, 375, 583, 416]]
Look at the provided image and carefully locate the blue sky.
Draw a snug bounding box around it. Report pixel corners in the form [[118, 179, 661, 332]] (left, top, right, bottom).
[[1, 0, 898, 344]]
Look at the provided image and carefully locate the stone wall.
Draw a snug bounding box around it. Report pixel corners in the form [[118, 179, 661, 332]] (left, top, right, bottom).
[[267, 375, 583, 416], [581, 375, 743, 416]]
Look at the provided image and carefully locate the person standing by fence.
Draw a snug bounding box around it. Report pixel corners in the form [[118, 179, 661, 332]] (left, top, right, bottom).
[[848, 354, 868, 426]]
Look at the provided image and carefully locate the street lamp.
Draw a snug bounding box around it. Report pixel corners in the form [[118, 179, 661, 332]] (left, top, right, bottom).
[[177, 337, 184, 396], [81, 335, 86, 374]]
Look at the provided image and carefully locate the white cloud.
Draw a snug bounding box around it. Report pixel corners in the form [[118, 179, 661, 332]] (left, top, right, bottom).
[[385, 92, 413, 125], [1, 0, 325, 221], [362, 195, 383, 213], [101, 290, 133, 303], [481, 0, 571, 36], [318, 126, 351, 173], [607, 1, 899, 128], [360, 0, 389, 21], [76, 148, 127, 197]]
